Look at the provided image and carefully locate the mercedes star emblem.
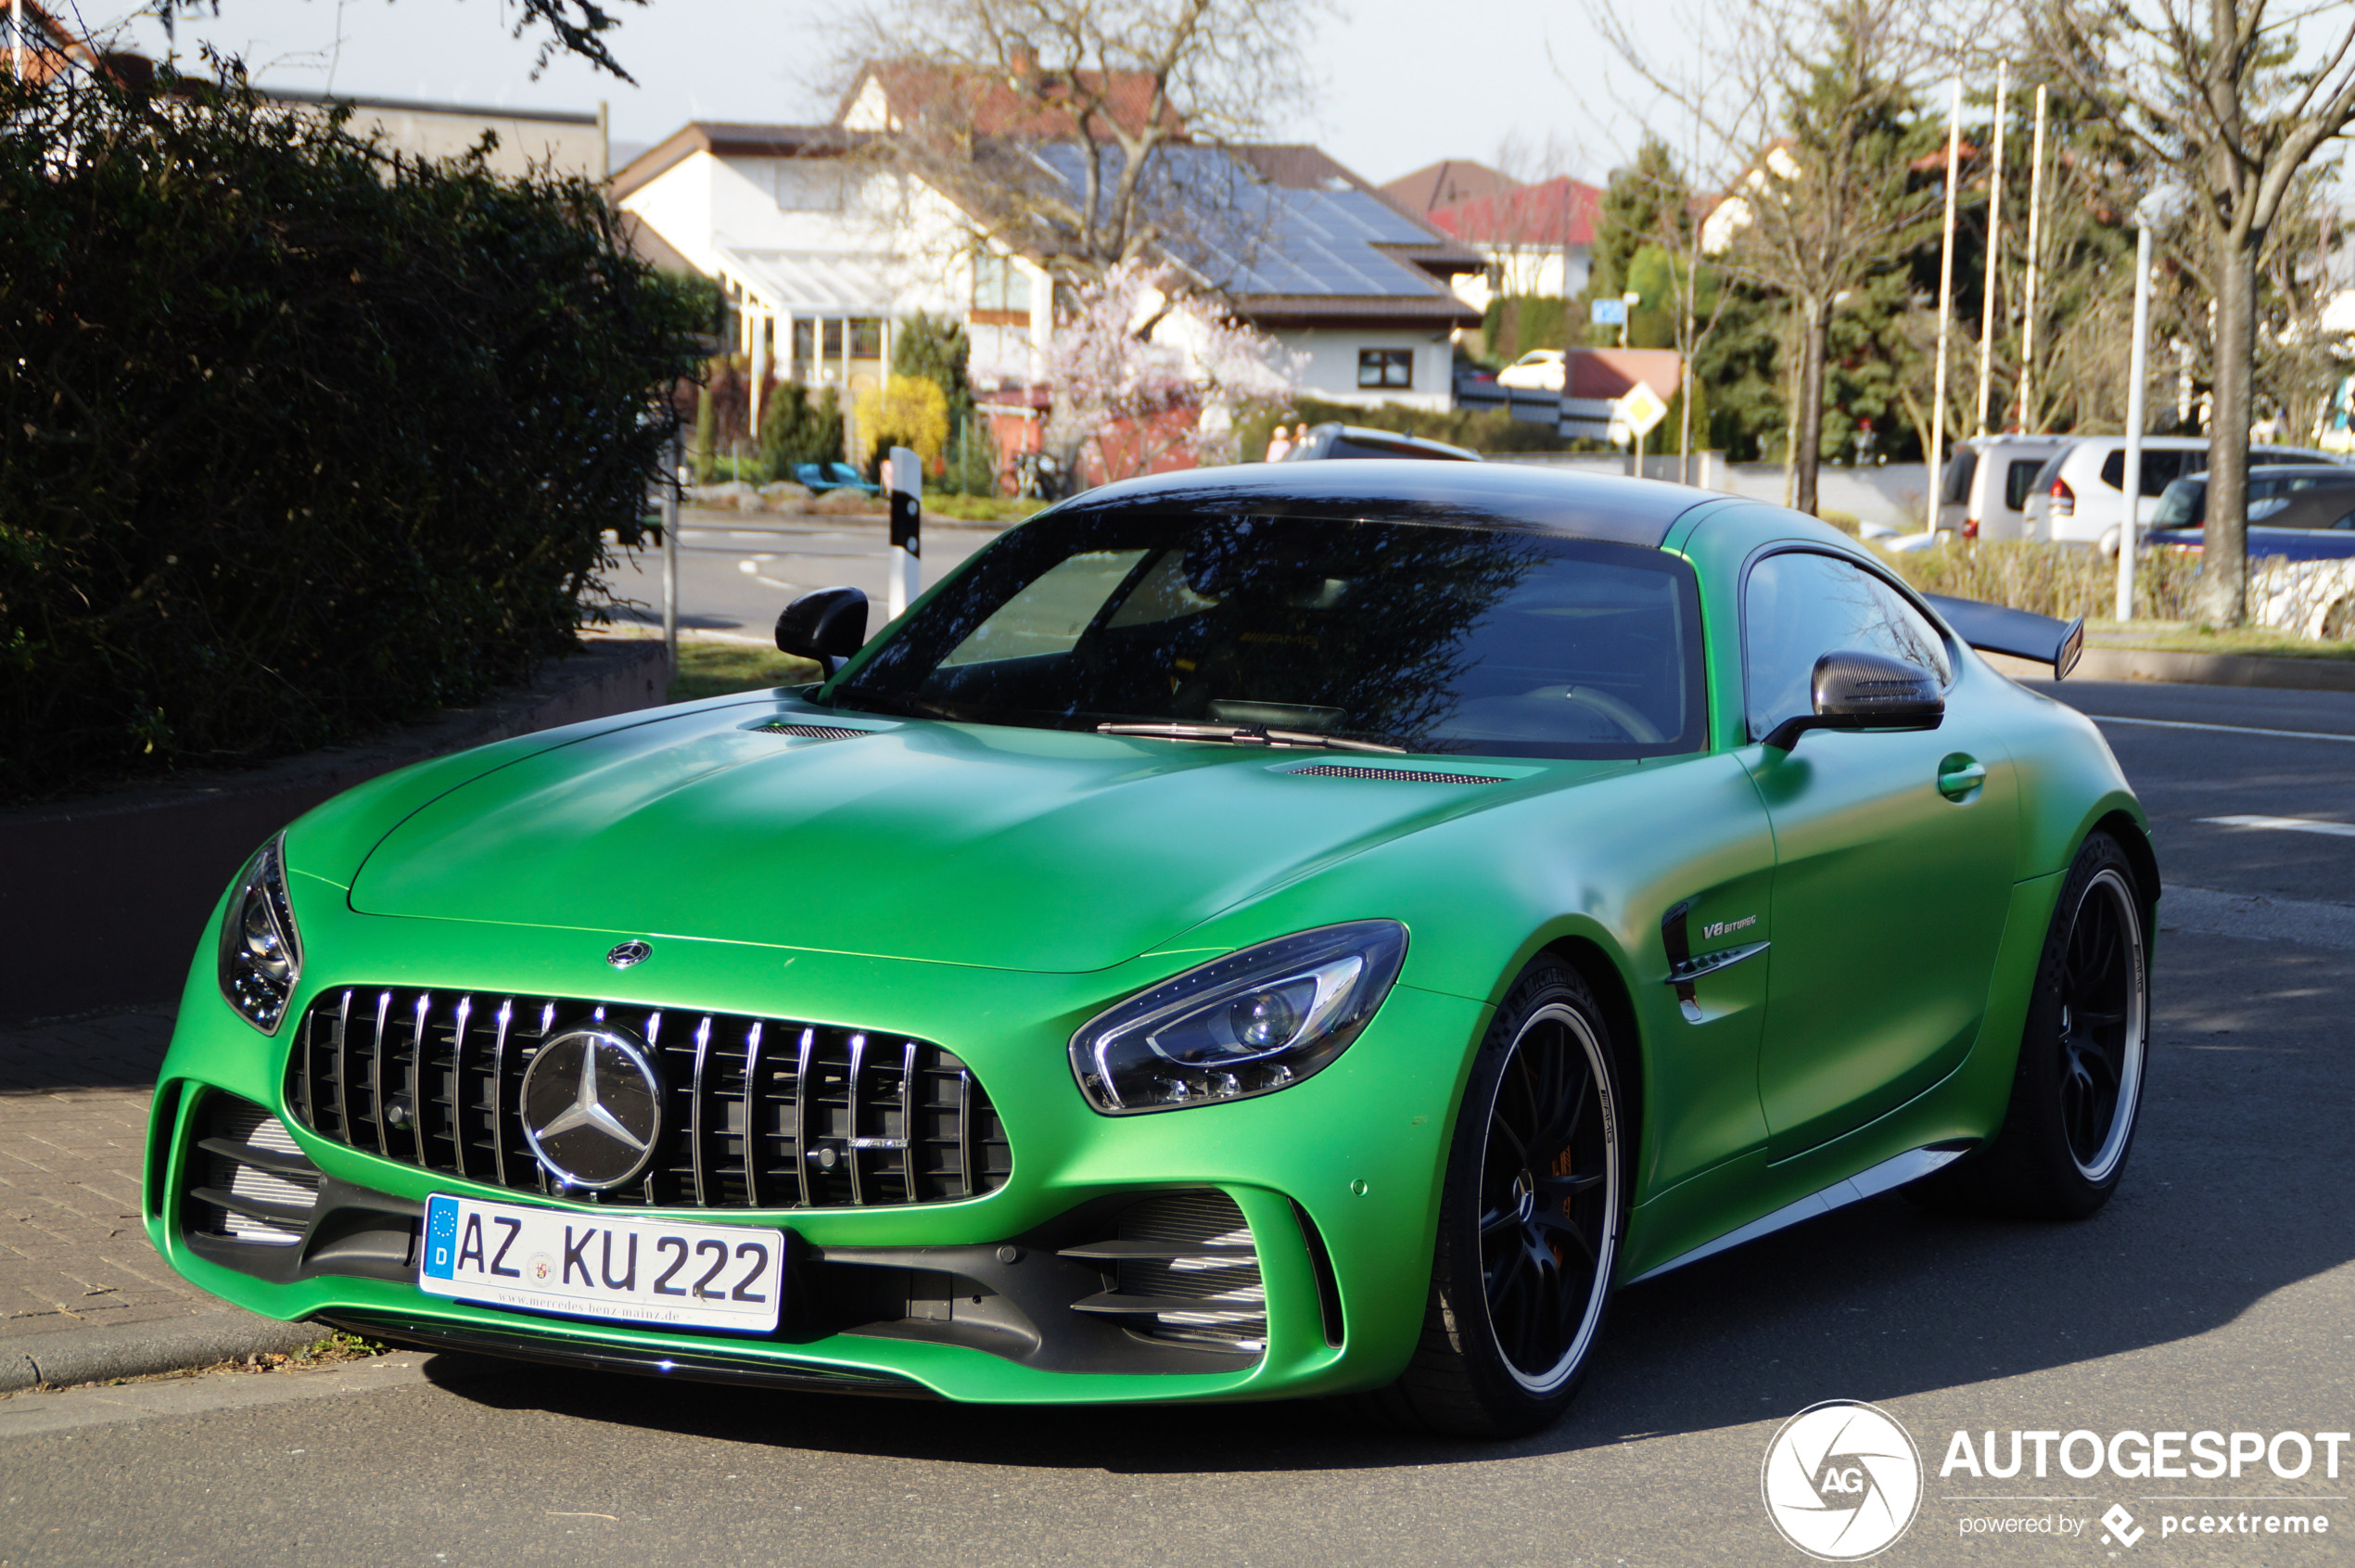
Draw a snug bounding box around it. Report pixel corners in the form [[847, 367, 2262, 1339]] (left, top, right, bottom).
[[518, 1026, 665, 1190], [606, 939, 653, 969]]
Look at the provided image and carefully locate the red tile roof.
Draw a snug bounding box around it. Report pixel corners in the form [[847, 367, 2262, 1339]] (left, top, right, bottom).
[[1428, 175, 1602, 249], [1378, 159, 1521, 215], [842, 59, 1185, 140]]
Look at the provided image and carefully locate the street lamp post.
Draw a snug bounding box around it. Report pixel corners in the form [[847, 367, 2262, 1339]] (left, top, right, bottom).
[[663, 431, 681, 684], [2117, 223, 2155, 623]]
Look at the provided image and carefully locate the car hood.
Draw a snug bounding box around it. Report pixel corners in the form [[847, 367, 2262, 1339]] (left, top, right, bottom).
[[346, 706, 1572, 973]]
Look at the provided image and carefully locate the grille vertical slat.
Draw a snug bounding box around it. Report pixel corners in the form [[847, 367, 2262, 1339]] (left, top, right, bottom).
[[447, 995, 474, 1180], [742, 1021, 765, 1207], [793, 1027, 815, 1209], [690, 1013, 713, 1209], [368, 991, 392, 1158], [405, 992, 431, 1167], [845, 1033, 868, 1206], [286, 989, 1008, 1213], [490, 998, 514, 1188], [897, 1039, 919, 1204], [334, 988, 355, 1144]]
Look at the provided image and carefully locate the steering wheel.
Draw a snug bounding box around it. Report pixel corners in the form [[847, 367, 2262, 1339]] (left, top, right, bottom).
[[1556, 685, 1664, 744]]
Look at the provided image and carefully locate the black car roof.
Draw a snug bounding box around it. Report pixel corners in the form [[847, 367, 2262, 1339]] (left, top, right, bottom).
[[1040, 459, 1720, 548]]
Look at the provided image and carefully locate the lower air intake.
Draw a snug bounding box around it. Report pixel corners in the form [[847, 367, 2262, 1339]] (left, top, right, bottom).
[[190, 1094, 323, 1246], [1114, 1192, 1267, 1352]]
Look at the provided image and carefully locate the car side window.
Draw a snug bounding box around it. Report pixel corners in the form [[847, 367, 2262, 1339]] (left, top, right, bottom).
[[2005, 459, 2046, 513], [937, 550, 1149, 667], [1743, 551, 1953, 742]]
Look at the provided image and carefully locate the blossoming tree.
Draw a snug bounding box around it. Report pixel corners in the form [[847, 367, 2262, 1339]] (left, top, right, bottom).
[[1042, 261, 1302, 485]]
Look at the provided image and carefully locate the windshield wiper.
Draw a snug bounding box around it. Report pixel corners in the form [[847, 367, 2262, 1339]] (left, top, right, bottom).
[[1095, 721, 1407, 755]]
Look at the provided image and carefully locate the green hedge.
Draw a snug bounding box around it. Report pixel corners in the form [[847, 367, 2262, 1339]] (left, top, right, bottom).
[[0, 70, 704, 801]]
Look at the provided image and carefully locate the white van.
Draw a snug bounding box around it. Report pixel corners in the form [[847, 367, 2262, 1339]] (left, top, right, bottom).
[[2018, 436, 2343, 554], [1935, 435, 2077, 540]]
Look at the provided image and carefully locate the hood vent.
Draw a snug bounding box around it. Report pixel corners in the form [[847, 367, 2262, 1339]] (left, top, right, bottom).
[[1285, 764, 1506, 785], [748, 720, 873, 742]]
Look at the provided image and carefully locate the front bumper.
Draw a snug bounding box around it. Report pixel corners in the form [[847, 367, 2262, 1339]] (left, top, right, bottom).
[[146, 899, 1485, 1404]]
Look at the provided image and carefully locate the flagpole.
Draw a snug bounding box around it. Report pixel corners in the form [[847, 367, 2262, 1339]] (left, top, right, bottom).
[[1927, 78, 1963, 537], [2018, 84, 2049, 433], [1974, 63, 2007, 437]]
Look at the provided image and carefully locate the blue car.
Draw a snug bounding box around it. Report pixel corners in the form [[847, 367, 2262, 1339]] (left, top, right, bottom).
[[2145, 465, 2355, 560]]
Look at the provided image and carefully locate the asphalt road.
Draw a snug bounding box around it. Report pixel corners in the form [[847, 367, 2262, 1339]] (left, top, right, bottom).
[[601, 508, 998, 642], [4, 676, 2350, 1567]]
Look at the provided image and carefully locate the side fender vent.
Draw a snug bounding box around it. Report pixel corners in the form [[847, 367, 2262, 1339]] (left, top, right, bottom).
[[1286, 764, 1506, 785]]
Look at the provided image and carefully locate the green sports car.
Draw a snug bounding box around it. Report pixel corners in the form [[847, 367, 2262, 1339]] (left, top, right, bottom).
[[146, 463, 2154, 1435]]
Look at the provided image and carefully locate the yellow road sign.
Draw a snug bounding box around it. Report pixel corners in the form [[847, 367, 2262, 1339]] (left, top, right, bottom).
[[1615, 382, 1669, 439]]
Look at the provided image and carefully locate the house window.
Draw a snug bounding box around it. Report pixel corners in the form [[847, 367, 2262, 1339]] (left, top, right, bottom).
[[973, 253, 1028, 315], [1358, 349, 1415, 389], [849, 318, 882, 359]]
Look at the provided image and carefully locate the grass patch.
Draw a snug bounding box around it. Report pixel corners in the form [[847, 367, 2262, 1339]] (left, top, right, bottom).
[[2086, 619, 2355, 660], [923, 495, 1046, 525], [668, 638, 823, 702]]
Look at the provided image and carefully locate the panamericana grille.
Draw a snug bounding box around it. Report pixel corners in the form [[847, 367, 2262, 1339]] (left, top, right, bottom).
[[285, 989, 1011, 1211]]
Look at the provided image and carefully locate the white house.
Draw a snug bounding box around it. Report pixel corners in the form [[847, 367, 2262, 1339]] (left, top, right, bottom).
[[612, 113, 1482, 418], [1428, 175, 1602, 316]]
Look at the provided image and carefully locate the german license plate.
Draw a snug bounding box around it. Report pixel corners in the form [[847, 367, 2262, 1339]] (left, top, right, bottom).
[[419, 1193, 783, 1333]]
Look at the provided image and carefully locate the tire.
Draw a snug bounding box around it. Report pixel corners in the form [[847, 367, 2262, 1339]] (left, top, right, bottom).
[[1914, 831, 2151, 1220], [1377, 957, 1627, 1437]]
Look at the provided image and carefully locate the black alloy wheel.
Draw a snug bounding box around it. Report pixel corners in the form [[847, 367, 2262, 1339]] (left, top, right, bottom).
[[2057, 864, 2143, 1179], [1381, 957, 1624, 1437], [1909, 830, 2150, 1220]]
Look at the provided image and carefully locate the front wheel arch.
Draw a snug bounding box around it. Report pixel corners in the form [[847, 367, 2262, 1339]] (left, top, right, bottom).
[[1535, 936, 1646, 1195]]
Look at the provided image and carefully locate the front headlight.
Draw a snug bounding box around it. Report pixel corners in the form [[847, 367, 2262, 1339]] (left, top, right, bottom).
[[218, 834, 302, 1033], [1069, 921, 1407, 1115]]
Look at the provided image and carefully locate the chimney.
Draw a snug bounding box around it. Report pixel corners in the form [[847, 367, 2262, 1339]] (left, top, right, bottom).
[[1005, 33, 1037, 83]]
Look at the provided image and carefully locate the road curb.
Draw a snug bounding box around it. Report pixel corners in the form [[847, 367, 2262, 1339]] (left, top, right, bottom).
[[0, 1313, 324, 1395]]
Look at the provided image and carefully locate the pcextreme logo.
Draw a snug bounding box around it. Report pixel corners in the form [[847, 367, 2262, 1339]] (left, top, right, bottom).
[[1762, 1400, 1924, 1561]]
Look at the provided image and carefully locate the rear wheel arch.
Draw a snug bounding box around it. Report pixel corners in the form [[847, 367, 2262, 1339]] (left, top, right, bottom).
[[2093, 809, 2160, 927]]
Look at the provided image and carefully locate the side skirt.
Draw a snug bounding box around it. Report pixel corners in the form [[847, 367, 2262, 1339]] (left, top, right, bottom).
[[1621, 1143, 1971, 1286]]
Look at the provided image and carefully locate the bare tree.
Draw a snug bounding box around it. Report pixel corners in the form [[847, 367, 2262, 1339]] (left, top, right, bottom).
[[2026, 0, 2355, 622], [1601, 0, 1955, 516], [155, 0, 651, 82], [830, 0, 1321, 289]]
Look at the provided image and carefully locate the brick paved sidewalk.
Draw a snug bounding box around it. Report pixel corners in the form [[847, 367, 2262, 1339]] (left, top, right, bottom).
[[0, 1006, 232, 1341]]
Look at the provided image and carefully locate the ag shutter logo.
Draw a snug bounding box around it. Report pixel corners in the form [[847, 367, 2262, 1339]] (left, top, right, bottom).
[[1762, 1400, 1925, 1560]]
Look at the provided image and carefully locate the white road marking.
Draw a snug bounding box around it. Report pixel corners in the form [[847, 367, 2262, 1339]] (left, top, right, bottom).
[[2088, 714, 2355, 744], [2198, 814, 2355, 839]]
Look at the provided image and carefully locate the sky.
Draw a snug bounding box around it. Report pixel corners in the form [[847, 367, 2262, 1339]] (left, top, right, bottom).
[[73, 0, 1655, 186]]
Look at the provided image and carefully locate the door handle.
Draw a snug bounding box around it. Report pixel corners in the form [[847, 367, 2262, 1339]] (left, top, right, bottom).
[[1937, 756, 1988, 801]]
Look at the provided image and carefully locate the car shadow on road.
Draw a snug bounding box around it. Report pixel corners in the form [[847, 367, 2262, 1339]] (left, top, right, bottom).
[[419, 934, 2354, 1473]]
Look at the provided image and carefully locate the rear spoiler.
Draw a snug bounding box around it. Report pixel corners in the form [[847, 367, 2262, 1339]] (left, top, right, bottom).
[[1922, 593, 2085, 680]]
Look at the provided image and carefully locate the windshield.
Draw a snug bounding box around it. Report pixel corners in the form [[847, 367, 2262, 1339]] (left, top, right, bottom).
[[822, 512, 1707, 760], [2151, 478, 2205, 529]]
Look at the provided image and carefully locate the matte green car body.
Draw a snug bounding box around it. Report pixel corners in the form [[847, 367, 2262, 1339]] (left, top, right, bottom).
[[144, 486, 2152, 1406]]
